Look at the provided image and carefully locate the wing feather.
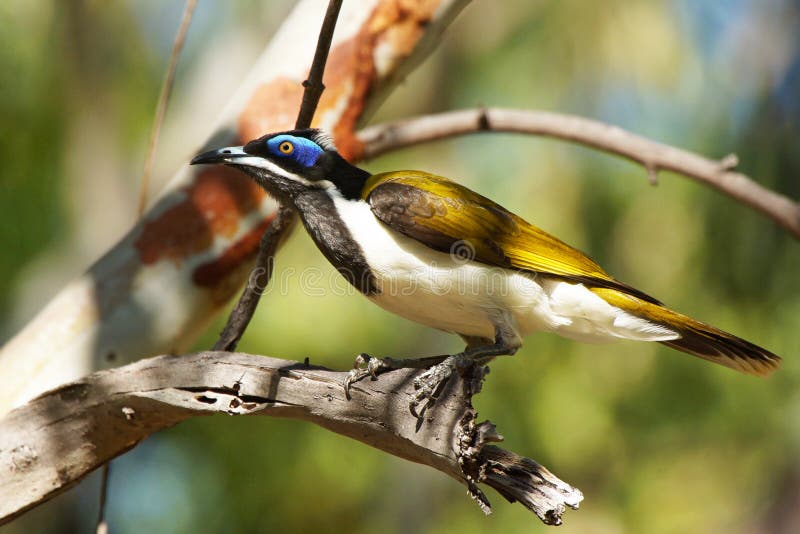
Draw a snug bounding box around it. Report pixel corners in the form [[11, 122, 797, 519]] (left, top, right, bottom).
[[364, 171, 660, 304]]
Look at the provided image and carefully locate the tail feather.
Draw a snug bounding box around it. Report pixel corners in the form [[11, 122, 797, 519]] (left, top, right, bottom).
[[592, 287, 781, 376], [659, 319, 780, 377]]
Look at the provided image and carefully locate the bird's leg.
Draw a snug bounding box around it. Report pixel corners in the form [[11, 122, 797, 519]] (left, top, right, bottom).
[[459, 335, 496, 352], [409, 330, 520, 417]]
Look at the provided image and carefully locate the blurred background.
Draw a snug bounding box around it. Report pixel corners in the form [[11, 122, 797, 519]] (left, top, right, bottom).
[[1, 0, 799, 532]]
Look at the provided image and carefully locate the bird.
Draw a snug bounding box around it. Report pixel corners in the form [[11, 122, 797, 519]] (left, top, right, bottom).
[[192, 128, 780, 413]]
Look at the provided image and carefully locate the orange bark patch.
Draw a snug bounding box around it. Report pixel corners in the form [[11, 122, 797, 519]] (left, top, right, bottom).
[[238, 77, 304, 142], [193, 215, 274, 299], [135, 166, 265, 265], [318, 0, 442, 161], [317, 35, 370, 160]]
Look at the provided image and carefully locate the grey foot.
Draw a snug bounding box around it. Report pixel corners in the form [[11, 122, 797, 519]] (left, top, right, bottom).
[[343, 352, 487, 417], [410, 355, 470, 418]]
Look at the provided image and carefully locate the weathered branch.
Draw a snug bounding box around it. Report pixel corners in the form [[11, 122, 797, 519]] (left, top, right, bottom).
[[358, 108, 800, 239], [0, 353, 582, 526]]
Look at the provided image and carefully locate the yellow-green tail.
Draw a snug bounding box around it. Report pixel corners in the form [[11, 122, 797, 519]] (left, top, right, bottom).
[[593, 288, 781, 376]]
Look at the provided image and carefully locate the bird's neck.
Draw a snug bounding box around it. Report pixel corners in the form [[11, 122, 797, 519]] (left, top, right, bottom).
[[293, 187, 379, 295], [322, 153, 371, 200]]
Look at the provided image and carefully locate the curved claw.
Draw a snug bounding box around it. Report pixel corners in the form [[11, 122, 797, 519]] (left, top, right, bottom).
[[409, 392, 433, 419], [343, 369, 364, 399], [342, 352, 388, 400], [343, 354, 367, 398]]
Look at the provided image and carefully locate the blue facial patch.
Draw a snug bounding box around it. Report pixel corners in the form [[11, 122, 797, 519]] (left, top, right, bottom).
[[266, 135, 324, 167]]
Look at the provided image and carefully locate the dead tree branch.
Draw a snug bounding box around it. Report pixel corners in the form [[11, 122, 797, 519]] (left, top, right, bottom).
[[358, 108, 800, 238], [0, 352, 582, 526]]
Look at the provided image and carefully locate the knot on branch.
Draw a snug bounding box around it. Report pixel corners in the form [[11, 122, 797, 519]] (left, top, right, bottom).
[[719, 153, 739, 171], [477, 107, 491, 131], [645, 162, 660, 186]]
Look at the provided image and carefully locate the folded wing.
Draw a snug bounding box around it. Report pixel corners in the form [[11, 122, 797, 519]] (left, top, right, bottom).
[[364, 170, 660, 303]]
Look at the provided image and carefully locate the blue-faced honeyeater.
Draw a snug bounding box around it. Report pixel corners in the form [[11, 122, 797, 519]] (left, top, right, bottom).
[[192, 129, 780, 409]]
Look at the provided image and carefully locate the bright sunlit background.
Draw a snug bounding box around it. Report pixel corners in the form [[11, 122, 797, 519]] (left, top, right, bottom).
[[1, 1, 799, 533]]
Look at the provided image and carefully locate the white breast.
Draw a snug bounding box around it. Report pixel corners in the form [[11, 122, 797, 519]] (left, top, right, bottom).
[[331, 196, 677, 344]]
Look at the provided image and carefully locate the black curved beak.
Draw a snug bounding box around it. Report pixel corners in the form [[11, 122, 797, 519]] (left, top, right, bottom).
[[190, 146, 247, 165]]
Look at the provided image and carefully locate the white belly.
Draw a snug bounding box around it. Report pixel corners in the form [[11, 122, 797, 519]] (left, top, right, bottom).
[[367, 249, 558, 340], [333, 197, 677, 344]]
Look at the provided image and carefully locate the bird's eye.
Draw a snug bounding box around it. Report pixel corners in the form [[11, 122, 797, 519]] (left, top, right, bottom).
[[278, 141, 294, 155]]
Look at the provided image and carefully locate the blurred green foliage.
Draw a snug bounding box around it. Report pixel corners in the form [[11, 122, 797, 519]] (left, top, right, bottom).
[[2, 1, 799, 533]]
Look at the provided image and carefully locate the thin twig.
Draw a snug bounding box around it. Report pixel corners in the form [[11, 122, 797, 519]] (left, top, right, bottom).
[[296, 0, 344, 130], [213, 0, 343, 351], [95, 463, 110, 534], [357, 108, 800, 239], [137, 0, 197, 217], [213, 205, 296, 351]]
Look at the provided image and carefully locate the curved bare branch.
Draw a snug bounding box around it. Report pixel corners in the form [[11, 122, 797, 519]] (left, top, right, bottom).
[[358, 108, 800, 239], [0, 352, 581, 526]]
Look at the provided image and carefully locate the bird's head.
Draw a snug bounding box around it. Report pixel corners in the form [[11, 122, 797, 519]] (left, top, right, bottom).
[[190, 129, 367, 201]]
